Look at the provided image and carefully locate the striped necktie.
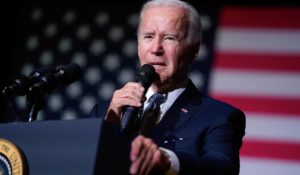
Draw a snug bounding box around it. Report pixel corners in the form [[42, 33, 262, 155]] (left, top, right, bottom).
[[139, 93, 166, 136]]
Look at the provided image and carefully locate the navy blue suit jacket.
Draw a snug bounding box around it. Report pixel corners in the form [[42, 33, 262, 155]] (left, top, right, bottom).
[[91, 80, 246, 175]]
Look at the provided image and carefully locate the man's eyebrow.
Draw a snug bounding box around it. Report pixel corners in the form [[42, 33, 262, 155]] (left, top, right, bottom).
[[164, 33, 178, 37], [141, 32, 154, 35]]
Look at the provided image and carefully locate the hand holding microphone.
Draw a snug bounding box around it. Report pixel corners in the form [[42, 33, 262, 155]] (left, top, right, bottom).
[[117, 64, 157, 133], [105, 64, 157, 133]]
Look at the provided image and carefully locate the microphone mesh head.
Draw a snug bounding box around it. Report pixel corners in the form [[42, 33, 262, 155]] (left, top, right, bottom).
[[139, 64, 155, 77], [136, 64, 156, 89]]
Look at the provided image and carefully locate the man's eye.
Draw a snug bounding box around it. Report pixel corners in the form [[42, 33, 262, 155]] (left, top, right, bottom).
[[165, 36, 175, 41], [144, 35, 153, 39]]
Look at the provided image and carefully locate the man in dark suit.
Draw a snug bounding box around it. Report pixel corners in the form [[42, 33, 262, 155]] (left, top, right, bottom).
[[93, 0, 246, 174]]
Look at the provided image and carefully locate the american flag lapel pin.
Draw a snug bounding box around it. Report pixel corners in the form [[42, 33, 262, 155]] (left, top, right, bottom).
[[181, 108, 188, 113]]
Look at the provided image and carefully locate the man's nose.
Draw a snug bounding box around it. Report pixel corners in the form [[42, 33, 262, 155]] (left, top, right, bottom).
[[150, 38, 164, 56]]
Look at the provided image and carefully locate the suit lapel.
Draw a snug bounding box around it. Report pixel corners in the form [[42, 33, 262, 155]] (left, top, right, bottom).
[[152, 80, 202, 140]]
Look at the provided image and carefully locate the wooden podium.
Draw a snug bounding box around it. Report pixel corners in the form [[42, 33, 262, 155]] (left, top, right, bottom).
[[0, 118, 131, 175]]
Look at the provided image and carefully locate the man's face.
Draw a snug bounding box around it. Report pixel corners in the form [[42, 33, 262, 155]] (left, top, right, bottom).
[[138, 6, 197, 86]]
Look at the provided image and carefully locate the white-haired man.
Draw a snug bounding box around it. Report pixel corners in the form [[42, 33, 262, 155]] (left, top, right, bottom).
[[93, 0, 246, 174]]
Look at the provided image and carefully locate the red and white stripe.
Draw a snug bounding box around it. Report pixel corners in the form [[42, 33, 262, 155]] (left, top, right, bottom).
[[210, 7, 300, 175]]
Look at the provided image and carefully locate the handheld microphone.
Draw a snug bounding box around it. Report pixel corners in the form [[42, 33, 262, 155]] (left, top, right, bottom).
[[120, 64, 157, 133], [28, 63, 82, 94], [2, 65, 57, 96]]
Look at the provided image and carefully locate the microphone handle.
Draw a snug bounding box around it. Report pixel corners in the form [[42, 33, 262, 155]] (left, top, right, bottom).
[[120, 106, 140, 133]]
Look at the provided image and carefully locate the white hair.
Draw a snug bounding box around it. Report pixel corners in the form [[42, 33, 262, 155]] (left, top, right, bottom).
[[137, 0, 202, 45]]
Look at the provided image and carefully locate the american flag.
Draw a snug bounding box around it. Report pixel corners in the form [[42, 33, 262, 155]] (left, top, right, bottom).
[[1, 1, 300, 174], [210, 7, 300, 175]]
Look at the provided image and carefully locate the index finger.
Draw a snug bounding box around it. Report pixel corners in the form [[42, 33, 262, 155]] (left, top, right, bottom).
[[130, 136, 145, 161]]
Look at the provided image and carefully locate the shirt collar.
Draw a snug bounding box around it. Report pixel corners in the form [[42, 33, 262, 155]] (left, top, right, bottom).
[[145, 79, 188, 104]]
